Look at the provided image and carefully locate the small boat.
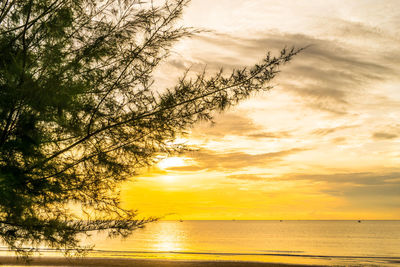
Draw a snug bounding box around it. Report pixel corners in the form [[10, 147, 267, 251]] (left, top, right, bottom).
[[358, 220, 361, 223], [179, 219, 183, 222]]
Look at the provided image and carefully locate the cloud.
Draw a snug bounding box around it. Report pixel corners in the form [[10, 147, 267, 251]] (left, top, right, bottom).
[[247, 131, 291, 139], [326, 17, 400, 47], [167, 148, 305, 172], [280, 172, 400, 201], [225, 171, 400, 185], [332, 137, 347, 144], [192, 112, 291, 140], [167, 25, 400, 115], [372, 132, 398, 140], [311, 125, 358, 136], [192, 30, 396, 78], [226, 174, 267, 181], [224, 171, 400, 203], [225, 170, 400, 189], [282, 172, 400, 186], [192, 113, 259, 137]]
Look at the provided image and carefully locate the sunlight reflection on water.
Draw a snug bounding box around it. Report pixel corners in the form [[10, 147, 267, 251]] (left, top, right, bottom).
[[152, 221, 185, 252]]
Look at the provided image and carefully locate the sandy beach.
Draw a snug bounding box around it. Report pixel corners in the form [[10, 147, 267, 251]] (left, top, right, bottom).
[[0, 256, 324, 267]]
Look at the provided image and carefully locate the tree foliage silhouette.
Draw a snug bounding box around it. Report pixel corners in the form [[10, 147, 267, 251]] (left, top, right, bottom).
[[0, 0, 301, 255]]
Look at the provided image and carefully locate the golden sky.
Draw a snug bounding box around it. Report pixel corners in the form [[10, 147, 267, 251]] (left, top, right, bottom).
[[122, 0, 400, 220]]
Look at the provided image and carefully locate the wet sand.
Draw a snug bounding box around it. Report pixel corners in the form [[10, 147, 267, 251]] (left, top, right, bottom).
[[0, 256, 324, 266]]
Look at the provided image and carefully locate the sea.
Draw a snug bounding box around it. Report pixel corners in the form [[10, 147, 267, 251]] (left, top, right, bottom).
[[1, 220, 400, 266]]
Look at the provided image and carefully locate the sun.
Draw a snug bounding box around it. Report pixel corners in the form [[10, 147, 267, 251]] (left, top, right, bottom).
[[157, 157, 186, 169], [157, 157, 186, 183]]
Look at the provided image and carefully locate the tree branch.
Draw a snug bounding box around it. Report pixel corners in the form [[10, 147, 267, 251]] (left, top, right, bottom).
[[26, 48, 302, 172]]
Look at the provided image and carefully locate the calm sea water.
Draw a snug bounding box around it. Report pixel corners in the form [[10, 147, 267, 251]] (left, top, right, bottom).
[[1, 220, 400, 266], [87, 220, 400, 266]]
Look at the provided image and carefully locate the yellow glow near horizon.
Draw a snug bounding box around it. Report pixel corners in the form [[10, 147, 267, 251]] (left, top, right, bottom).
[[162, 175, 177, 183]]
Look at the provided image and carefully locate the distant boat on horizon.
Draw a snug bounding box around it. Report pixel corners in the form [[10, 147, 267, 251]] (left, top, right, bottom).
[[358, 220, 361, 223]]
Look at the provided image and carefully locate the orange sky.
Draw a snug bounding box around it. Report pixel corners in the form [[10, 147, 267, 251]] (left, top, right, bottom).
[[122, 0, 400, 220]]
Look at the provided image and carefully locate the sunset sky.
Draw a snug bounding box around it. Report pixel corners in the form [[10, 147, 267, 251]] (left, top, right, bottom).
[[122, 0, 400, 220]]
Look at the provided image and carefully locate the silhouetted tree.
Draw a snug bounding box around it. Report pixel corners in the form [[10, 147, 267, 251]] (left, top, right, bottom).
[[0, 0, 301, 255]]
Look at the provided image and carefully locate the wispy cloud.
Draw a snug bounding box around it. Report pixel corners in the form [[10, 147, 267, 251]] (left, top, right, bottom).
[[281, 172, 400, 186], [226, 174, 267, 181], [168, 148, 305, 172], [372, 132, 398, 140], [312, 125, 359, 136], [192, 113, 291, 140], [223, 171, 400, 205]]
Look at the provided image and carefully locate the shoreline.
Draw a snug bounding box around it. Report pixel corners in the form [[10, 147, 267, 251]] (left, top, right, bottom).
[[0, 256, 324, 266]]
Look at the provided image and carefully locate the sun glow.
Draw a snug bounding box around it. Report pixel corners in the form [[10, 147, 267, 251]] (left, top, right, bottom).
[[162, 175, 177, 183], [158, 157, 186, 169]]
